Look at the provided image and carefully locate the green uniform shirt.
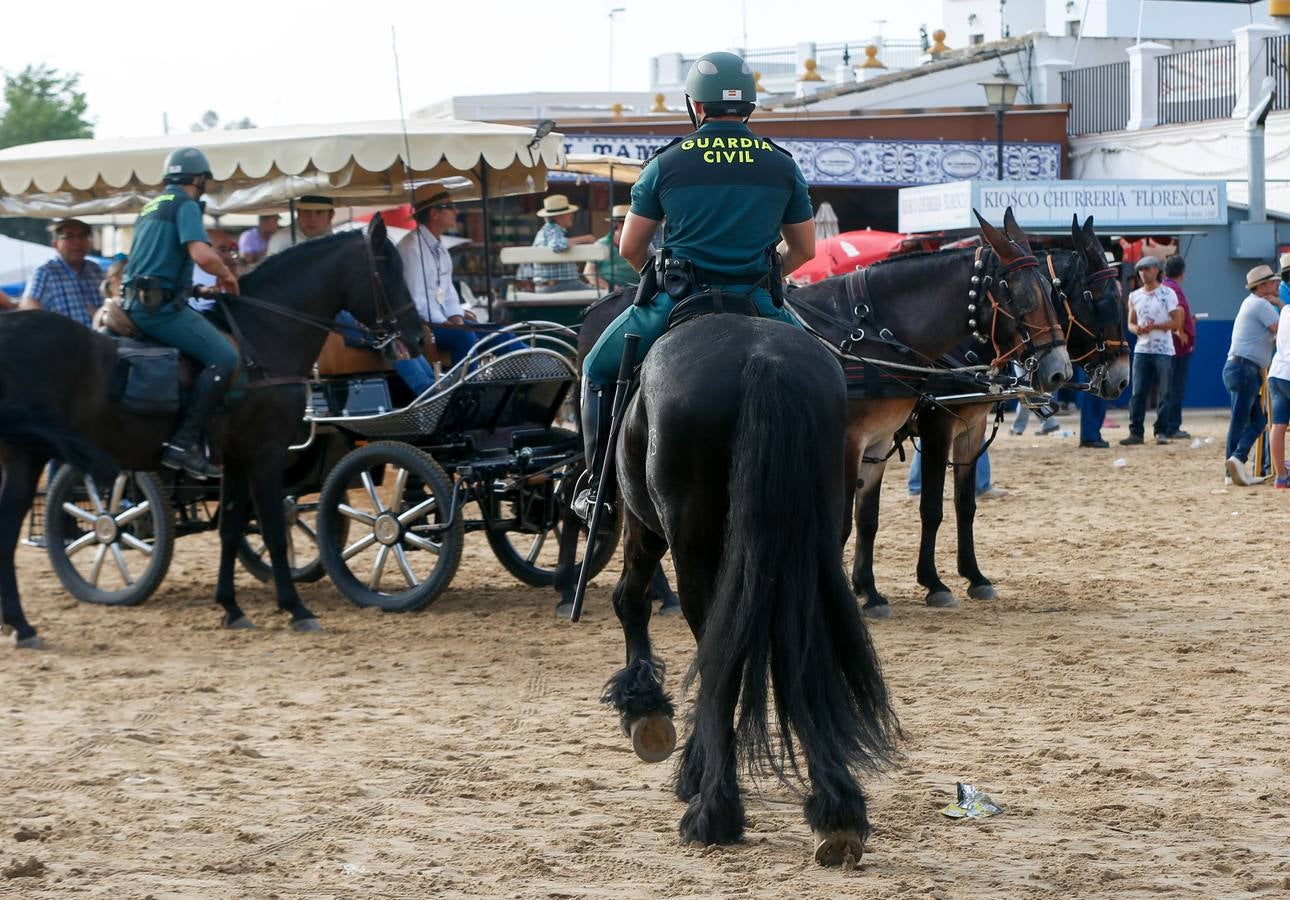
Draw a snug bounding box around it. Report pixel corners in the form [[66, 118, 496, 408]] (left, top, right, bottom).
[[593, 233, 638, 287], [123, 186, 208, 292], [631, 120, 812, 281]]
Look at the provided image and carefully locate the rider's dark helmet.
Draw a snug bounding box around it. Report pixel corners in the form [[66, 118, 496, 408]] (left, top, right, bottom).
[[163, 147, 213, 185], [684, 51, 757, 125]]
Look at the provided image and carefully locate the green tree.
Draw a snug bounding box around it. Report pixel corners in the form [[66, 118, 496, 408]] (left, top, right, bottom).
[[0, 64, 94, 244], [190, 110, 255, 131], [0, 64, 93, 150]]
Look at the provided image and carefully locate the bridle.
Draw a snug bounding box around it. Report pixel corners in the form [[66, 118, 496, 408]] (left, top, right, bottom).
[[214, 234, 417, 380], [1045, 253, 1127, 374], [360, 235, 417, 355], [968, 246, 1066, 372]]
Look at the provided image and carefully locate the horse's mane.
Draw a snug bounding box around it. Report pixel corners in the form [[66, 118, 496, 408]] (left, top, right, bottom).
[[240, 231, 362, 294]]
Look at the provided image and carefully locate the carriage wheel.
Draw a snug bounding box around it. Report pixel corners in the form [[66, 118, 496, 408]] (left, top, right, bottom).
[[317, 442, 463, 612], [45, 467, 174, 607], [237, 494, 340, 584], [485, 468, 620, 588]]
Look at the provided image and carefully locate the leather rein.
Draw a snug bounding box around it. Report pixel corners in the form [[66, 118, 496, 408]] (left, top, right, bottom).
[[214, 237, 415, 385]]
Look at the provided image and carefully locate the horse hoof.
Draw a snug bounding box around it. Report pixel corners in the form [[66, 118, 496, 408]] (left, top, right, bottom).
[[925, 590, 959, 609], [862, 602, 893, 620], [967, 584, 998, 601], [629, 714, 676, 763], [658, 601, 682, 618], [13, 634, 45, 651], [290, 618, 323, 633], [223, 616, 256, 630], [814, 829, 865, 868], [554, 602, 574, 620]]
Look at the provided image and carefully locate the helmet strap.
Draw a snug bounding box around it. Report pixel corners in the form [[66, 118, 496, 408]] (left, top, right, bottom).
[[685, 96, 699, 130]]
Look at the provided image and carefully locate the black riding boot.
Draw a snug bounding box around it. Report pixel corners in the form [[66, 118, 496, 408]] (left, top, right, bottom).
[[161, 364, 228, 480], [572, 380, 614, 526]]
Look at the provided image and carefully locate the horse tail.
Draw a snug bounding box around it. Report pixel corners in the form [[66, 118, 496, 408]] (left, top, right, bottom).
[[0, 404, 117, 483], [690, 352, 900, 794]]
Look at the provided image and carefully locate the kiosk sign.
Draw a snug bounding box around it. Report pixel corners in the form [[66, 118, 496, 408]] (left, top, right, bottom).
[[899, 180, 1227, 232]]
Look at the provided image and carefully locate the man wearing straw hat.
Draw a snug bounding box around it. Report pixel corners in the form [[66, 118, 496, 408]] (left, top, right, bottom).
[[1222, 262, 1283, 485], [583, 205, 639, 292], [266, 195, 334, 256], [398, 184, 478, 365], [531, 194, 595, 293]]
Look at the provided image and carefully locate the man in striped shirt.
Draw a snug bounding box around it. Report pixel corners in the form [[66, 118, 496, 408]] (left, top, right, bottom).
[[19, 219, 102, 327]]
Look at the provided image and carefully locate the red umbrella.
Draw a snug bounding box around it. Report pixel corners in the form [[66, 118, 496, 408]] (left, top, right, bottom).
[[788, 229, 936, 285]]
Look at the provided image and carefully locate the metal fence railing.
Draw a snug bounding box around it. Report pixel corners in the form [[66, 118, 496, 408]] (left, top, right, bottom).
[[816, 39, 924, 73], [1061, 61, 1130, 135], [1158, 43, 1236, 125], [742, 46, 798, 79], [1266, 33, 1290, 112]]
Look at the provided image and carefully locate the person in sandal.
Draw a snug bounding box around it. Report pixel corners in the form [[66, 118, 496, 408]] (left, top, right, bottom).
[[1120, 256, 1181, 447]]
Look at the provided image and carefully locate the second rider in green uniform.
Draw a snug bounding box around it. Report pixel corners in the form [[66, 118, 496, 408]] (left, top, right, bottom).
[[574, 51, 818, 522], [121, 147, 240, 480]]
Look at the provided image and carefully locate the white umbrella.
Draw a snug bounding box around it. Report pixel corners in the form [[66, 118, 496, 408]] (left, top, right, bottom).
[[814, 201, 839, 241]]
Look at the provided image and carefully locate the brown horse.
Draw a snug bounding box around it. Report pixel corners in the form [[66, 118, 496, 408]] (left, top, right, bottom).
[[787, 208, 1073, 616], [905, 215, 1129, 611]]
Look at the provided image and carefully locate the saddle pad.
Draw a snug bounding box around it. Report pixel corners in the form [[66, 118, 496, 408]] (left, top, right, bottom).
[[112, 346, 181, 416]]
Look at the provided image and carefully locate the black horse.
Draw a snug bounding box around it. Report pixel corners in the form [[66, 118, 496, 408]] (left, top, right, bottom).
[[788, 208, 1073, 616], [908, 215, 1129, 610], [600, 313, 899, 865], [0, 218, 423, 648]]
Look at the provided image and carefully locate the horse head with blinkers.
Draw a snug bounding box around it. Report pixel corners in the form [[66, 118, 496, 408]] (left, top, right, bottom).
[[970, 207, 1073, 392]]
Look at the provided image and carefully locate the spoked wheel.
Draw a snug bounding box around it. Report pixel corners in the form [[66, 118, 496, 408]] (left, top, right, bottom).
[[485, 467, 620, 588], [317, 442, 464, 612], [238, 494, 335, 583], [45, 467, 175, 606]]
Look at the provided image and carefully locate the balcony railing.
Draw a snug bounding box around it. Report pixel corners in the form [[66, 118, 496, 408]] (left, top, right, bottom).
[[1061, 61, 1130, 135], [1266, 33, 1290, 111], [1158, 44, 1236, 125]]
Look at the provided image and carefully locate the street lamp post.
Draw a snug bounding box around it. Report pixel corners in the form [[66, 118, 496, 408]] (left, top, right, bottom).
[[608, 7, 626, 94], [979, 60, 1020, 181]]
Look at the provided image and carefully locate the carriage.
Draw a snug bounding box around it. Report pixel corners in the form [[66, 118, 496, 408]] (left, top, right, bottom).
[[1, 117, 616, 613], [25, 320, 612, 610]]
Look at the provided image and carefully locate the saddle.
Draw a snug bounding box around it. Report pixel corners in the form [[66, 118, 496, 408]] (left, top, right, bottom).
[[95, 298, 240, 417], [664, 289, 761, 332]]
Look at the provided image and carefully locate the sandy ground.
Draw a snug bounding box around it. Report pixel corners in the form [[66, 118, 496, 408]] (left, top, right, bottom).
[[2, 408, 1289, 899]]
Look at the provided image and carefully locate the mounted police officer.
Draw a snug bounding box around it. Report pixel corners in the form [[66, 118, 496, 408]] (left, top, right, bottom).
[[121, 147, 240, 480], [573, 50, 817, 523]]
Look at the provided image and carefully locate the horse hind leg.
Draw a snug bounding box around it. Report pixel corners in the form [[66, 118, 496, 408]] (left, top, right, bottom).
[[803, 729, 871, 867], [602, 512, 675, 763], [0, 452, 45, 648]]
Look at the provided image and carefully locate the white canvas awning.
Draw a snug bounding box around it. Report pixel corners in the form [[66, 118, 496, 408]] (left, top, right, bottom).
[[0, 118, 565, 218], [555, 154, 643, 184]]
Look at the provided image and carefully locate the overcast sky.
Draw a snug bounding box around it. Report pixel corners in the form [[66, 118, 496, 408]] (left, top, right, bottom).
[[5, 0, 938, 139]]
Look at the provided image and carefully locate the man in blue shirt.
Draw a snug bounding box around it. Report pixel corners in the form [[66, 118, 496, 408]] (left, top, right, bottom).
[[574, 50, 817, 523], [122, 147, 240, 479], [20, 219, 103, 327]]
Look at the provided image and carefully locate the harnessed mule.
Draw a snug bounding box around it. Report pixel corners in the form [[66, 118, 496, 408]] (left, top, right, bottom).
[[786, 208, 1073, 617], [0, 217, 423, 647], [902, 215, 1129, 612]]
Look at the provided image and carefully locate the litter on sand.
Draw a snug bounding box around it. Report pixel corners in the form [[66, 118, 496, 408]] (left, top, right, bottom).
[[940, 782, 1005, 819]]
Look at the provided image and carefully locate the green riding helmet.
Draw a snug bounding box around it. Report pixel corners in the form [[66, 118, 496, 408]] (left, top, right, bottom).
[[684, 51, 757, 105], [163, 146, 213, 184]]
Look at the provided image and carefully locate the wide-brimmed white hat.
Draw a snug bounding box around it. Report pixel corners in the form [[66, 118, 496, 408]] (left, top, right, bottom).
[[536, 194, 579, 217], [1246, 264, 1278, 290], [1279, 251, 1290, 274], [606, 204, 631, 220]]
